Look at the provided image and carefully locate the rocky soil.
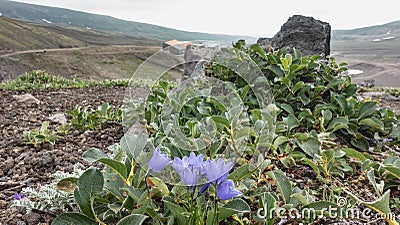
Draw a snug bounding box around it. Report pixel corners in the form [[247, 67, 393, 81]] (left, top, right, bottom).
[[0, 86, 129, 225]]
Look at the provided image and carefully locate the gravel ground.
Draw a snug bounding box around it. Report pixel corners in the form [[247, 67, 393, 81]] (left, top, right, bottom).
[[0, 86, 129, 225]]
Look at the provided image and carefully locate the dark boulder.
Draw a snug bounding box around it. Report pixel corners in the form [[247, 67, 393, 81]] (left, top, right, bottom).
[[258, 15, 331, 56]]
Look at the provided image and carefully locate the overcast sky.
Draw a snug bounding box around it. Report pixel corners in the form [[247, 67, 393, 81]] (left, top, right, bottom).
[[12, 0, 400, 37]]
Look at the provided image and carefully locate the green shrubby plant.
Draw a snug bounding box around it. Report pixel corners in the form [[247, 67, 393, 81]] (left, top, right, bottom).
[[23, 121, 59, 147], [66, 102, 122, 132], [50, 41, 400, 225], [0, 70, 154, 90]]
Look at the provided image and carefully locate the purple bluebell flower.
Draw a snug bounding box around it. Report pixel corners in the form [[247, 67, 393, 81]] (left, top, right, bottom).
[[172, 152, 204, 172], [148, 147, 171, 172], [217, 179, 242, 200], [13, 192, 25, 200], [172, 152, 205, 186], [202, 158, 233, 184], [177, 167, 199, 186]]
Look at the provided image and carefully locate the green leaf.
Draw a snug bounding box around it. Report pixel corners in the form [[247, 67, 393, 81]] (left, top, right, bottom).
[[51, 213, 97, 225], [351, 137, 370, 151], [277, 103, 294, 115], [164, 200, 187, 225], [280, 58, 289, 71], [301, 158, 320, 177], [267, 65, 284, 77], [273, 136, 290, 147], [293, 132, 308, 141], [250, 44, 266, 59], [327, 117, 348, 132], [267, 170, 292, 204], [104, 173, 126, 200], [283, 114, 298, 133], [116, 214, 148, 225], [120, 133, 147, 160], [56, 177, 78, 193], [83, 148, 127, 179], [258, 193, 276, 225], [333, 95, 348, 114], [321, 110, 333, 125], [211, 116, 230, 128], [75, 168, 104, 219], [293, 48, 302, 59], [383, 166, 400, 181], [345, 190, 398, 225], [148, 177, 170, 196], [367, 169, 384, 196], [228, 163, 257, 181], [296, 137, 321, 157], [326, 79, 344, 90], [218, 198, 250, 222], [342, 148, 366, 162], [358, 101, 378, 119], [292, 81, 305, 94], [302, 201, 341, 216], [123, 186, 146, 204], [359, 118, 384, 130]]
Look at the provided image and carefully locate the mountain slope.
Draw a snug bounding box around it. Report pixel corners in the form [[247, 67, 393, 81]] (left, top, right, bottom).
[[0, 16, 160, 52], [0, 0, 256, 43], [332, 20, 400, 43]]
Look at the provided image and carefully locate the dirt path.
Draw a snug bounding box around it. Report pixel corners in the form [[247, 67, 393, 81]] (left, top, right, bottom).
[[0, 47, 91, 58], [0, 45, 161, 58]]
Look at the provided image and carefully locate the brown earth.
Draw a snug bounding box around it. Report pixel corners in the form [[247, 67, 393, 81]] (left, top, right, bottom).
[[0, 86, 133, 225]]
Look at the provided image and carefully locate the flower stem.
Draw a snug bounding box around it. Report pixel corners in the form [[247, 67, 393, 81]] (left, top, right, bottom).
[[212, 184, 218, 225]]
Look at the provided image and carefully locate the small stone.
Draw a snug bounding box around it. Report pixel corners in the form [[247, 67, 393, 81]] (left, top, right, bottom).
[[0, 200, 7, 207], [49, 113, 67, 125], [42, 156, 54, 167], [17, 221, 26, 225], [22, 212, 41, 224], [13, 147, 22, 154], [12, 94, 40, 104]]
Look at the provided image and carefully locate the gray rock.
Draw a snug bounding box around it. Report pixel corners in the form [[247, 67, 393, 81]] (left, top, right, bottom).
[[256, 37, 272, 47], [12, 94, 40, 104], [359, 79, 375, 88], [183, 42, 222, 77], [183, 44, 204, 77], [258, 15, 331, 56], [49, 113, 67, 125], [22, 212, 41, 225]]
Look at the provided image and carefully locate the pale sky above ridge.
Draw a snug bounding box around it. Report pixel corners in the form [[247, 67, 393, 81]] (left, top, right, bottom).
[[11, 0, 400, 37]]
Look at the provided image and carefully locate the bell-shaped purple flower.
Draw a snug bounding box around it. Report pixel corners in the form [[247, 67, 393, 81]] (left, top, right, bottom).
[[202, 158, 233, 184], [148, 147, 171, 172], [172, 152, 204, 172], [172, 152, 205, 186], [177, 167, 199, 186], [217, 179, 242, 200]]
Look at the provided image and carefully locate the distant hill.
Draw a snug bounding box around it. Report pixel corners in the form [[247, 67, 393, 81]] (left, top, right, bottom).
[[0, 0, 256, 43], [332, 20, 400, 44], [0, 16, 160, 52]]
